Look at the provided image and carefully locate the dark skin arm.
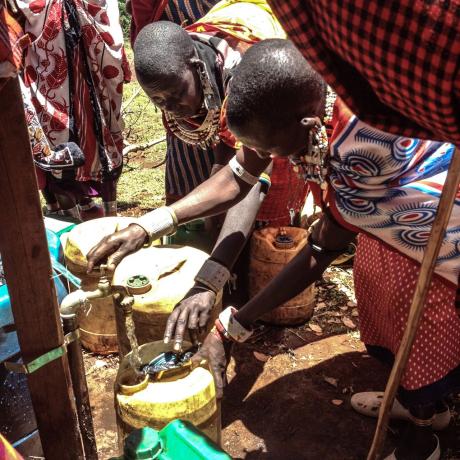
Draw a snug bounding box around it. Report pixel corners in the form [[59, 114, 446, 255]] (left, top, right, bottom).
[[86, 146, 270, 271], [171, 146, 270, 222], [164, 141, 272, 348], [202, 141, 238, 236], [193, 212, 357, 397]]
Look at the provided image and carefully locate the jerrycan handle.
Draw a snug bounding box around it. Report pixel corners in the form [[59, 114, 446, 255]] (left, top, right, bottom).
[[154, 357, 208, 382]]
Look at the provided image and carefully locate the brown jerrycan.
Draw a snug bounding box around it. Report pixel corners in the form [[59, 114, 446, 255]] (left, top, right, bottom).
[[249, 227, 315, 325]]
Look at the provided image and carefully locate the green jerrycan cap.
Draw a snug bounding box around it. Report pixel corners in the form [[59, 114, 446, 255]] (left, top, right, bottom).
[[124, 427, 163, 459]]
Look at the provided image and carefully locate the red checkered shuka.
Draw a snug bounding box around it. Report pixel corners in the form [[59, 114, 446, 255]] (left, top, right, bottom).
[[256, 157, 309, 226], [267, 0, 460, 146]]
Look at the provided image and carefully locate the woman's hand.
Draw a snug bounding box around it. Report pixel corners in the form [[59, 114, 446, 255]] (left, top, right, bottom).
[[86, 224, 148, 272], [164, 286, 217, 350], [191, 330, 233, 399]]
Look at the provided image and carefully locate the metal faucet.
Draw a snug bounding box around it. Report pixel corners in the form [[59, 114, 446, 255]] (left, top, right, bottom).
[[60, 264, 111, 319], [59, 264, 134, 321]]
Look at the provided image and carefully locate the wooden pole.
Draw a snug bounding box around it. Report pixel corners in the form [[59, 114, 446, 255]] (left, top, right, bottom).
[[0, 78, 84, 459], [367, 148, 460, 459]]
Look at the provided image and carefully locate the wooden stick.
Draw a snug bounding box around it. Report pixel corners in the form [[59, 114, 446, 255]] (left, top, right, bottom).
[[0, 78, 85, 459], [121, 87, 142, 114], [122, 136, 166, 156], [367, 148, 460, 460]]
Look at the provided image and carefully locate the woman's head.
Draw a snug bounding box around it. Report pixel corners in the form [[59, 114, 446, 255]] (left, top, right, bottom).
[[227, 39, 326, 158], [134, 22, 203, 118]]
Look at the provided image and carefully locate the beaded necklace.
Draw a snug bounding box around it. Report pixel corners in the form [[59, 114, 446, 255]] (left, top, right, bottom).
[[290, 86, 336, 189], [164, 60, 222, 149]]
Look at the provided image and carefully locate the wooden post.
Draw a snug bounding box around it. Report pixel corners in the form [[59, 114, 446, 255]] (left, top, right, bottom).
[[0, 78, 84, 459], [367, 148, 460, 459]]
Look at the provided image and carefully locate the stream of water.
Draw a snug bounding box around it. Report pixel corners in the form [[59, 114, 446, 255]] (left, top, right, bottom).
[[124, 314, 142, 375]]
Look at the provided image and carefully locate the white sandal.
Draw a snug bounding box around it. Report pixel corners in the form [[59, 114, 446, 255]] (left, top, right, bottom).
[[350, 392, 451, 431], [384, 434, 440, 460]]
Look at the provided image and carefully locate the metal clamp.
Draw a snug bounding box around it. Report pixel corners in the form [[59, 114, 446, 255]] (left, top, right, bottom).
[[4, 330, 80, 374]]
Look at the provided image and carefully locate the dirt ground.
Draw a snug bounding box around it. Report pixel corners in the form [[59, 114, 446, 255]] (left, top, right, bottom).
[[84, 268, 460, 460]]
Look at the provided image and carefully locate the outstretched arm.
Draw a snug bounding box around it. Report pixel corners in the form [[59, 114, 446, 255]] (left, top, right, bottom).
[[164, 163, 272, 349], [86, 146, 270, 271], [170, 146, 269, 222]]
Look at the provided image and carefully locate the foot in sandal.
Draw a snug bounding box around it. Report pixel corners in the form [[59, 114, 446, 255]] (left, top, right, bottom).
[[385, 426, 440, 460], [350, 392, 451, 431]]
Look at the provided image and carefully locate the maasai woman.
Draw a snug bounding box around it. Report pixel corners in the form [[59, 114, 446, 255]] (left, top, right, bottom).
[[86, 39, 460, 460], [129, 0, 220, 206], [17, 0, 130, 220], [218, 39, 460, 460]]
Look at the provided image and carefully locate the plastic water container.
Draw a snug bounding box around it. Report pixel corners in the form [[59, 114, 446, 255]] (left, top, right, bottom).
[[64, 217, 138, 353], [112, 245, 221, 356], [164, 220, 216, 254], [249, 227, 315, 325], [0, 228, 68, 329], [111, 421, 230, 460], [115, 342, 221, 448]]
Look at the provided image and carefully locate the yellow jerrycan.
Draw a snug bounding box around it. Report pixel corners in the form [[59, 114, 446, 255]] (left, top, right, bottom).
[[64, 217, 139, 353], [114, 341, 221, 450], [112, 245, 222, 356], [249, 227, 315, 325]]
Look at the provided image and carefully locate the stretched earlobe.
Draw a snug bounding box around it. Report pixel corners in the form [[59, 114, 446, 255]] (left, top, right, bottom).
[[191, 57, 205, 71], [301, 116, 321, 129]]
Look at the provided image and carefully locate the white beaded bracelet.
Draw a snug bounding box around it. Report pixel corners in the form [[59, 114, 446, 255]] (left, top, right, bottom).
[[229, 156, 259, 186], [216, 306, 253, 343]]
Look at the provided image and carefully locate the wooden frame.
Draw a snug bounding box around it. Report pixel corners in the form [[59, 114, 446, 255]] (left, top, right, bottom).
[[0, 78, 85, 459]]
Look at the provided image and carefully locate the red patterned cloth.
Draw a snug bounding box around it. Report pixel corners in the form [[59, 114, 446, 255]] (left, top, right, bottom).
[[18, 0, 130, 183], [354, 233, 460, 391], [0, 5, 30, 90], [267, 0, 460, 146], [257, 157, 309, 226]]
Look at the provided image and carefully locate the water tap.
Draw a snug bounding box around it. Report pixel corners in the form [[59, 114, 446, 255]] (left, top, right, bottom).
[[60, 264, 114, 319]]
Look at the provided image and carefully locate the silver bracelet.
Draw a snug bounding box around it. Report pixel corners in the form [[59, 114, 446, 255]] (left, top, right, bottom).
[[58, 205, 81, 220], [137, 206, 178, 244], [229, 156, 259, 186], [194, 259, 231, 293]]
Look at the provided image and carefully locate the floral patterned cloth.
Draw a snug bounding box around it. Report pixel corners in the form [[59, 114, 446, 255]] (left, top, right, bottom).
[[18, 0, 130, 183]]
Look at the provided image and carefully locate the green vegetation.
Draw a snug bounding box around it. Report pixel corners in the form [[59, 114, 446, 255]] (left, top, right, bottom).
[[118, 45, 167, 215], [118, 0, 130, 39]]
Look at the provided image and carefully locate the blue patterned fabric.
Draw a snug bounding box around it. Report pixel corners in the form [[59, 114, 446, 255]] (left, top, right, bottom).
[[329, 111, 459, 285]]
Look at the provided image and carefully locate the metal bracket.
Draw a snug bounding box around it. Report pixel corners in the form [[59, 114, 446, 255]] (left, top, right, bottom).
[[4, 330, 80, 374]]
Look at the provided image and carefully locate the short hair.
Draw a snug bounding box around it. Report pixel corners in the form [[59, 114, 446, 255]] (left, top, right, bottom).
[[227, 39, 326, 135], [134, 21, 195, 84]]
